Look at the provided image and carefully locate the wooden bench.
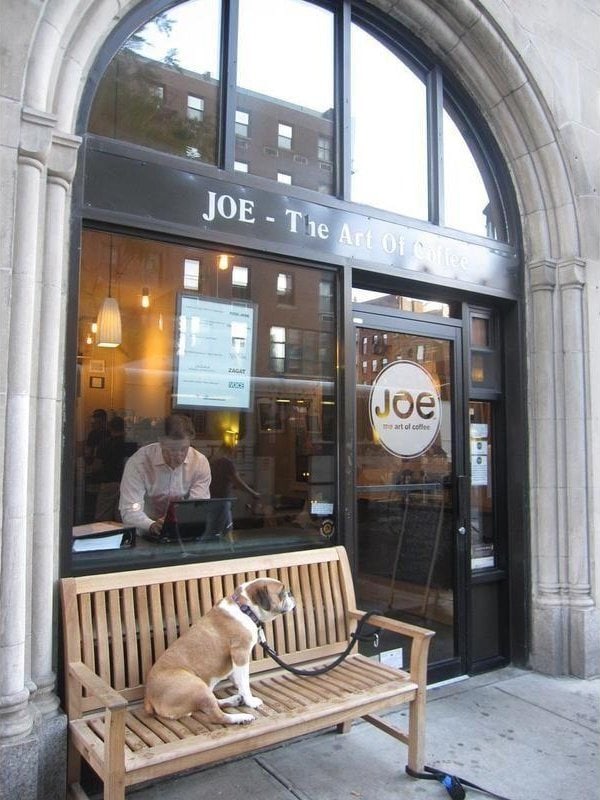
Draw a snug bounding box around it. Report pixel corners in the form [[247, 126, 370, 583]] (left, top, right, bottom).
[[61, 546, 434, 799]]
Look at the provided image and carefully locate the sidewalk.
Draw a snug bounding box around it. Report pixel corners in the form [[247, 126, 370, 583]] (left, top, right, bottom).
[[128, 667, 599, 800]]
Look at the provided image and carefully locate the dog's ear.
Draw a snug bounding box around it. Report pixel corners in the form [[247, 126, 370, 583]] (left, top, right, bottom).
[[252, 584, 272, 612]]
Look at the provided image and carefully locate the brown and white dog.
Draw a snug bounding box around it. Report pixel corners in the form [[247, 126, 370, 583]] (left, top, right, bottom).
[[144, 578, 295, 724]]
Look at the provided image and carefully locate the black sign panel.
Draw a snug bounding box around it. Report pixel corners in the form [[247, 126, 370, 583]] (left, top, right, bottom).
[[84, 147, 520, 297]]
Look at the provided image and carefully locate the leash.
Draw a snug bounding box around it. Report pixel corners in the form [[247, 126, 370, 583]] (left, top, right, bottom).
[[236, 599, 515, 800], [257, 609, 382, 677], [406, 765, 516, 800]]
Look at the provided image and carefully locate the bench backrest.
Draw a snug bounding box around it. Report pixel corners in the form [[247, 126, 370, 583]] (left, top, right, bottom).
[[61, 546, 356, 716]]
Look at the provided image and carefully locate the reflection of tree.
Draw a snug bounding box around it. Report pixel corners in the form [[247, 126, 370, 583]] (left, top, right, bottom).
[[89, 45, 217, 163]]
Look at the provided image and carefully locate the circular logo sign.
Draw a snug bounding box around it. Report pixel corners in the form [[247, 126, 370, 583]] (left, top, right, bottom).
[[369, 360, 442, 458]]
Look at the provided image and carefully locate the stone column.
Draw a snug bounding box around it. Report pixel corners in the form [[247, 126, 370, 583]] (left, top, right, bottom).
[[558, 259, 592, 605], [0, 108, 55, 741], [30, 131, 81, 718], [528, 259, 567, 673], [558, 258, 599, 677]]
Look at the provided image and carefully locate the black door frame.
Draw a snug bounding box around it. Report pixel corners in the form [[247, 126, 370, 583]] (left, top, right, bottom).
[[350, 304, 469, 683]]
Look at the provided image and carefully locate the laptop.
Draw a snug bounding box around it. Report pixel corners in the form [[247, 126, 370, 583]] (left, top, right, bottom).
[[157, 497, 237, 542]]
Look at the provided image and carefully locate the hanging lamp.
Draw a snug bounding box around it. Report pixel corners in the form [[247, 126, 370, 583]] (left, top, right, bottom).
[[97, 238, 122, 348]]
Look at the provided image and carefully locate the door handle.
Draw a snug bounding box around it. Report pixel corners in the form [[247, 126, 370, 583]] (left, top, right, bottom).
[[457, 526, 466, 536]]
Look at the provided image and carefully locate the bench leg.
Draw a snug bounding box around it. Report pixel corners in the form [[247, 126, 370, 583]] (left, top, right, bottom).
[[104, 708, 126, 800], [407, 693, 426, 773], [67, 740, 82, 790], [336, 720, 352, 734]]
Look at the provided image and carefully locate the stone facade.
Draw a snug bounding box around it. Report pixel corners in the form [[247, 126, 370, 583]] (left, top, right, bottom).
[[0, 1, 598, 797]]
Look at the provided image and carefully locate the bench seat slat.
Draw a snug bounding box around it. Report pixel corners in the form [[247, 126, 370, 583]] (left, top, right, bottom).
[[70, 655, 417, 783]]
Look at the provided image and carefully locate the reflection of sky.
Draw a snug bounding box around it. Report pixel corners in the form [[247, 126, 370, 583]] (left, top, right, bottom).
[[131, 0, 221, 77], [443, 112, 489, 237], [237, 0, 333, 112], [350, 24, 428, 220]]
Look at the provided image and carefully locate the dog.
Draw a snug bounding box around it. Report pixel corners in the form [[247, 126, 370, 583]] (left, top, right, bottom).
[[143, 577, 295, 724]]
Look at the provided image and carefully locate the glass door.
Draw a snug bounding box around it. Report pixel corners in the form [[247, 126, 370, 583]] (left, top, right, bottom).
[[354, 312, 466, 681]]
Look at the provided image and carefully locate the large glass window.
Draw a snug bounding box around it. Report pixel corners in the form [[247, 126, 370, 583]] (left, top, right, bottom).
[[350, 23, 428, 220], [73, 231, 337, 571], [88, 0, 221, 164], [236, 0, 335, 193]]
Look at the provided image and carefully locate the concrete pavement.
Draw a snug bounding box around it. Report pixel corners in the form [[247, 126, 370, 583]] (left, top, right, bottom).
[[127, 667, 599, 800]]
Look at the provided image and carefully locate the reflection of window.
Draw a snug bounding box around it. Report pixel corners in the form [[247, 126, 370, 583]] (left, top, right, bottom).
[[268, 325, 334, 377], [270, 326, 286, 373], [234, 160, 248, 172], [277, 172, 292, 185], [150, 84, 164, 106], [277, 273, 294, 303], [278, 123, 293, 150], [232, 264, 250, 299], [318, 136, 332, 162], [319, 279, 334, 313], [230, 321, 248, 356], [187, 95, 204, 121], [183, 258, 200, 290], [236, 110, 249, 138]]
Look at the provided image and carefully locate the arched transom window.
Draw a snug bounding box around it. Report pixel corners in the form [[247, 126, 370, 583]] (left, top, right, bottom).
[[88, 0, 510, 243]]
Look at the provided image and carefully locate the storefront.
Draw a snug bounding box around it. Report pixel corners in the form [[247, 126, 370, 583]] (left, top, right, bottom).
[[66, 0, 526, 686], [1, 1, 598, 798]]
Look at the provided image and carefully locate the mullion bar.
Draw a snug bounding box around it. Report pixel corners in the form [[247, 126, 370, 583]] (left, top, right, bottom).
[[427, 65, 444, 226], [220, 0, 239, 171], [336, 1, 352, 200]]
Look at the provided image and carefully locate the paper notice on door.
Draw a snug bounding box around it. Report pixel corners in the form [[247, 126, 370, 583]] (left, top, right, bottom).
[[471, 454, 488, 486]]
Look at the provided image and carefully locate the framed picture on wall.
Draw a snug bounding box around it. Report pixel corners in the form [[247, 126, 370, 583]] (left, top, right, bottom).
[[89, 376, 105, 389]]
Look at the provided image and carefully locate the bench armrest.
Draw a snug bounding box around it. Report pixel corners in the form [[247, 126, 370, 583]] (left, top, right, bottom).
[[347, 609, 434, 684], [348, 609, 435, 641], [68, 661, 128, 710]]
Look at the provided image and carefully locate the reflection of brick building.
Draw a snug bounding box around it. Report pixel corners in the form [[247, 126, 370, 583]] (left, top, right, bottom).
[[90, 51, 334, 192]]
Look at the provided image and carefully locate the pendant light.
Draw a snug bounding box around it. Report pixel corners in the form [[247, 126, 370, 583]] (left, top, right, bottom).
[[97, 238, 122, 348]]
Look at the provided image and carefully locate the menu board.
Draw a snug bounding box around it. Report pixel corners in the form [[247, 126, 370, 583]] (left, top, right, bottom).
[[173, 295, 255, 409]]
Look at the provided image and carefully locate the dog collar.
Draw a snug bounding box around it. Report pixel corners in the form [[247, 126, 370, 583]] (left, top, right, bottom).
[[230, 592, 264, 633]]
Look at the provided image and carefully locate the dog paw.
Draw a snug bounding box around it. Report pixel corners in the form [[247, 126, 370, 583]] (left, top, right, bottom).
[[226, 712, 254, 724], [243, 695, 263, 709], [218, 693, 243, 708]]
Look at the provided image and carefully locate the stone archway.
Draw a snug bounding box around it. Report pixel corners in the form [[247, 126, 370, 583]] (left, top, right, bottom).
[[0, 0, 595, 795]]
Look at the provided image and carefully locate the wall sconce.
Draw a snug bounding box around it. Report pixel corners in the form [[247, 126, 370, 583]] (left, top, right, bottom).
[[218, 254, 230, 271], [91, 322, 97, 334], [141, 287, 150, 308], [223, 429, 238, 447], [97, 238, 122, 348]]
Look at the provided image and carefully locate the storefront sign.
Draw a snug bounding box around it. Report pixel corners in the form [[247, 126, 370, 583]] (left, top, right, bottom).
[[173, 295, 255, 409], [369, 361, 441, 458], [85, 147, 520, 297]]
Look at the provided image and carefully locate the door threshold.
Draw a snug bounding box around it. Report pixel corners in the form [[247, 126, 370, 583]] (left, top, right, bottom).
[[428, 674, 469, 690]]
